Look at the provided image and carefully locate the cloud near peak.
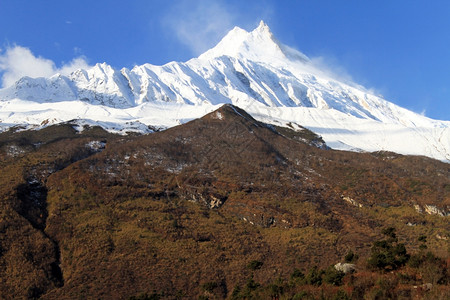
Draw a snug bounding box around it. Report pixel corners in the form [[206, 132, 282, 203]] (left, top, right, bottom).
[[162, 0, 235, 56], [0, 45, 90, 88], [162, 0, 273, 57]]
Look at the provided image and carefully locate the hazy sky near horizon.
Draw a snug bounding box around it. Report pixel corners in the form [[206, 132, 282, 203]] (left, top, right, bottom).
[[0, 0, 449, 120]]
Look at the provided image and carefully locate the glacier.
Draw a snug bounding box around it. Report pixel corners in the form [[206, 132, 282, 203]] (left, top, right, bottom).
[[0, 21, 449, 162]]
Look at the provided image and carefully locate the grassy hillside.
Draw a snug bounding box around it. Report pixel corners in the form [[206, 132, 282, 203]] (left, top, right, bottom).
[[0, 106, 448, 299]]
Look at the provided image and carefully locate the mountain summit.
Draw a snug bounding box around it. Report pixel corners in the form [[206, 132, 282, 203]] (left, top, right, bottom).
[[0, 22, 449, 162], [199, 21, 308, 64]]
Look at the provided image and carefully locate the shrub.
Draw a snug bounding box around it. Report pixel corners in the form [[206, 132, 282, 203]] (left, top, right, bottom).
[[418, 235, 428, 250], [201, 282, 218, 293], [381, 227, 397, 240], [234, 278, 260, 299], [323, 265, 345, 286], [412, 252, 448, 284], [367, 227, 409, 271], [230, 285, 241, 300], [245, 278, 260, 290], [305, 266, 324, 286], [267, 283, 284, 299], [247, 260, 263, 270], [291, 268, 305, 280], [419, 243, 427, 250], [368, 277, 397, 300], [344, 250, 358, 263], [418, 235, 427, 243]]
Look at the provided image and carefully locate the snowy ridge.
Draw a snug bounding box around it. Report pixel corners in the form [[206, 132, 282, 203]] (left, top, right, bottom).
[[0, 21, 449, 162]]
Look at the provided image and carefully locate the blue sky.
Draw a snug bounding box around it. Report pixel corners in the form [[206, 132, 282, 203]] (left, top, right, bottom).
[[0, 0, 449, 120]]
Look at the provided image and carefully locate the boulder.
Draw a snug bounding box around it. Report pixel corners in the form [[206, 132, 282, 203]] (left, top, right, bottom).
[[334, 263, 356, 274]]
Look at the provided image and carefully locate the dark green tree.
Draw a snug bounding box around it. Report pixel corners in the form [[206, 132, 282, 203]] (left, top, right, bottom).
[[344, 249, 358, 263], [305, 266, 324, 285], [323, 265, 345, 286], [367, 227, 409, 271]]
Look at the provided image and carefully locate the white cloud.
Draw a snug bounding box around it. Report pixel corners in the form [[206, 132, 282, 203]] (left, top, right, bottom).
[[0, 45, 90, 88], [163, 0, 235, 55], [162, 0, 273, 56], [59, 57, 90, 76]]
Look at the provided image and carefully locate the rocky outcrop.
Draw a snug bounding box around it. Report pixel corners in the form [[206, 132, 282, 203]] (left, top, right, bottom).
[[334, 263, 356, 274]]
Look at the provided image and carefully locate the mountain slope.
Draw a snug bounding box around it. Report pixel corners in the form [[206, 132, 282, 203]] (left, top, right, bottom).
[[0, 21, 449, 162], [1, 104, 448, 299]]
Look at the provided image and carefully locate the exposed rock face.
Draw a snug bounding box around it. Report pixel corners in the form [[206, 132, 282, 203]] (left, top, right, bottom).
[[424, 204, 449, 217], [334, 263, 356, 274], [342, 195, 363, 208], [414, 203, 449, 217]]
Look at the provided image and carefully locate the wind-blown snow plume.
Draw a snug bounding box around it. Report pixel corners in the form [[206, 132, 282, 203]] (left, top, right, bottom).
[[163, 0, 235, 55], [163, 0, 273, 56], [0, 45, 90, 88]]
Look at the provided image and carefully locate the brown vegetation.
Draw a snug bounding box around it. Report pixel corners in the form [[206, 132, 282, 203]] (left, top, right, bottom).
[[0, 105, 448, 299]]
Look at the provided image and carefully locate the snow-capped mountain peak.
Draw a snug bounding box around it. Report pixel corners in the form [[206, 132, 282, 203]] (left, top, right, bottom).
[[198, 20, 306, 64], [0, 21, 449, 162]]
